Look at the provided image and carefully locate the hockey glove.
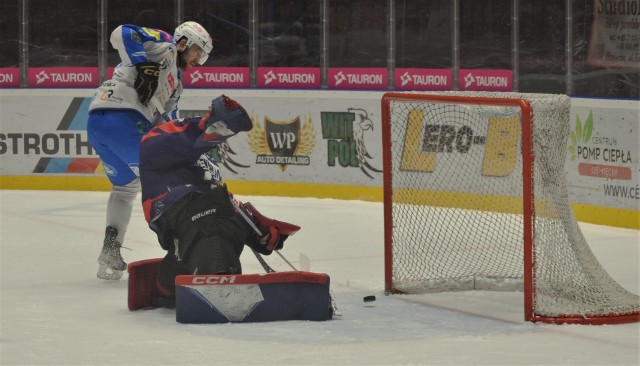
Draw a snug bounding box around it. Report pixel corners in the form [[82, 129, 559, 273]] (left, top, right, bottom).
[[134, 62, 160, 105], [258, 226, 288, 253], [244, 202, 300, 254], [196, 95, 252, 147]]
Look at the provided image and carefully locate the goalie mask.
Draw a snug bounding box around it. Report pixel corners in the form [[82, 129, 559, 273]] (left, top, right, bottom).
[[174, 21, 213, 66]]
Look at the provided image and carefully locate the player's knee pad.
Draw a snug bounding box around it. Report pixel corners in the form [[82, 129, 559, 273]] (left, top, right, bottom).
[[112, 179, 140, 198], [157, 253, 181, 295], [109, 180, 140, 209], [107, 179, 141, 236], [186, 235, 243, 275], [173, 187, 244, 260]]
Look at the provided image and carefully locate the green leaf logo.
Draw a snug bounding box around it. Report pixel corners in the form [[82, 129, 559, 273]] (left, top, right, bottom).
[[569, 111, 594, 161], [583, 111, 593, 143]]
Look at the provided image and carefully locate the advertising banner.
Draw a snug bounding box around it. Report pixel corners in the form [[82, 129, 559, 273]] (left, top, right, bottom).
[[587, 0, 640, 68], [328, 68, 388, 90], [394, 68, 452, 91], [28, 67, 99, 88], [256, 67, 320, 89], [0, 90, 384, 188], [458, 69, 512, 92], [178, 91, 383, 186], [566, 98, 639, 211], [183, 67, 250, 88], [0, 68, 20, 88], [0, 90, 637, 226], [0, 92, 99, 175]]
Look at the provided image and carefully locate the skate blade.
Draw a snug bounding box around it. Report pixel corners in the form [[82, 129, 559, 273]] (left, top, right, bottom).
[[97, 264, 123, 280]]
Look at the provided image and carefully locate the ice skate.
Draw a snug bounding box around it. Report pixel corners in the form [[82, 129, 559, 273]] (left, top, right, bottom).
[[97, 226, 127, 280]]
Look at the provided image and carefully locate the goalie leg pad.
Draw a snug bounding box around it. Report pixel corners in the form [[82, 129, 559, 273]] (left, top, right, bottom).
[[175, 271, 333, 323], [127, 258, 164, 310]]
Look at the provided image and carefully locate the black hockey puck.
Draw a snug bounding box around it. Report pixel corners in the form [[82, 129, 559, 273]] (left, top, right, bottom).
[[363, 295, 376, 302]]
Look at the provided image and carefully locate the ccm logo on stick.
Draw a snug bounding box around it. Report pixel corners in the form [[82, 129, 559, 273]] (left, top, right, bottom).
[[191, 275, 236, 284]]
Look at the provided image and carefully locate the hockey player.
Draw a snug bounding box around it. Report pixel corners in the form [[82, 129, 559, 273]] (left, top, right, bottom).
[[87, 21, 212, 280], [139, 95, 295, 298]]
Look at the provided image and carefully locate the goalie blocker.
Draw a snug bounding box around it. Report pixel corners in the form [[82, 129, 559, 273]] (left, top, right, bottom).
[[128, 259, 333, 323]]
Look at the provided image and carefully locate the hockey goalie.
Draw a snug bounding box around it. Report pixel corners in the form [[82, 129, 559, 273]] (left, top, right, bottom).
[[127, 95, 333, 323]]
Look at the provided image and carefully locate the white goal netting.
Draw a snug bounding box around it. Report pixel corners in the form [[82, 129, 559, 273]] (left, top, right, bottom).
[[384, 92, 639, 323]]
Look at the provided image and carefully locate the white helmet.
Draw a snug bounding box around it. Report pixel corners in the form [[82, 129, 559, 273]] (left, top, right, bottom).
[[174, 21, 213, 65]]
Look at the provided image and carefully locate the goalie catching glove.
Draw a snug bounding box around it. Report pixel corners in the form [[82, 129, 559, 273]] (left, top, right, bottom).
[[195, 95, 252, 148], [243, 202, 300, 255], [134, 61, 160, 105]]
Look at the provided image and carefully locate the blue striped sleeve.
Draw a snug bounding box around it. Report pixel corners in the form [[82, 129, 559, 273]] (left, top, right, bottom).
[[117, 24, 174, 64]]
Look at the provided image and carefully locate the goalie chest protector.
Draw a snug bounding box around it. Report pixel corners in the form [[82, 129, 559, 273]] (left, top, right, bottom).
[[175, 271, 333, 323]]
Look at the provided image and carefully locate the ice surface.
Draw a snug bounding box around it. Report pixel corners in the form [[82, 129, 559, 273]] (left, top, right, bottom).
[[1, 190, 638, 365]]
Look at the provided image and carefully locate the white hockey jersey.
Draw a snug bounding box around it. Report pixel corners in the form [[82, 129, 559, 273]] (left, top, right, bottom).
[[89, 24, 183, 124]]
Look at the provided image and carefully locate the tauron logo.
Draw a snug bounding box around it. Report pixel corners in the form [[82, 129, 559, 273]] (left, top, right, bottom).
[[464, 72, 475, 88], [264, 70, 277, 84], [334, 71, 347, 85], [400, 72, 412, 87], [36, 71, 50, 84], [191, 70, 204, 84]]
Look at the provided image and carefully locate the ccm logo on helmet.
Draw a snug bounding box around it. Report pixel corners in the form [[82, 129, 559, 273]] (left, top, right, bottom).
[[191, 275, 236, 284]]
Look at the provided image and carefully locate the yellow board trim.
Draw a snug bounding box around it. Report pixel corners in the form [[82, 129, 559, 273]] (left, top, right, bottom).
[[0, 176, 636, 229], [225, 180, 383, 202], [392, 188, 523, 214], [572, 203, 639, 230], [0, 176, 113, 191], [0, 176, 383, 201]]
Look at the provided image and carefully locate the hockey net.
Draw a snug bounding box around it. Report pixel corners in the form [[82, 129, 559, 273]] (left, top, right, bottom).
[[381, 92, 639, 324]]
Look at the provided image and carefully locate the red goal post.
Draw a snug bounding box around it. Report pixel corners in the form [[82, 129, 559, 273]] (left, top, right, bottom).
[[381, 91, 640, 324]]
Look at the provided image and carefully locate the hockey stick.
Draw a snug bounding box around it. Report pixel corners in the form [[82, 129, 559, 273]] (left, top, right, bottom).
[[228, 198, 278, 273], [150, 96, 171, 122], [231, 199, 304, 272], [232, 199, 297, 270], [251, 248, 276, 273], [230, 198, 341, 315], [274, 251, 298, 271]]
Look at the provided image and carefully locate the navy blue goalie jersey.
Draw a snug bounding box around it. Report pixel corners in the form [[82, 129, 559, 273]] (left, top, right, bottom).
[[140, 116, 228, 227]]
